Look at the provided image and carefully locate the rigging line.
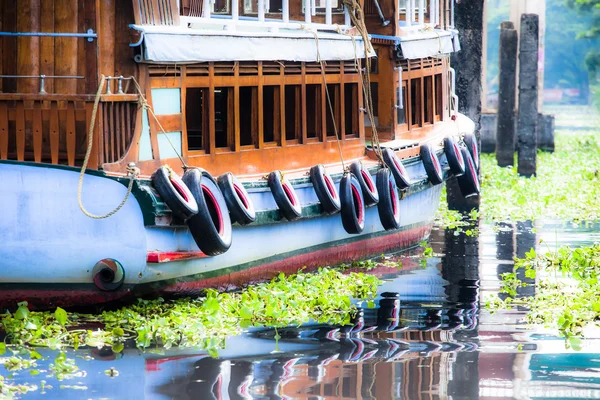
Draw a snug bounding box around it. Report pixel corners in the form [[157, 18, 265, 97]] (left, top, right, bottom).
[[302, 26, 347, 172], [130, 76, 189, 171]]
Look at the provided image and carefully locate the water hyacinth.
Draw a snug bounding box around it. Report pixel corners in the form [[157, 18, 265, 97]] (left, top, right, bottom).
[[1, 268, 381, 356]]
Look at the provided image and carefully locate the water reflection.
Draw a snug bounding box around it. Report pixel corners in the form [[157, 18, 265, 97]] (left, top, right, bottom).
[[10, 222, 600, 399]]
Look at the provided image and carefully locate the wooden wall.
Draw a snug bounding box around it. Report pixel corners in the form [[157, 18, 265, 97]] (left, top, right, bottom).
[[0, 0, 137, 94]]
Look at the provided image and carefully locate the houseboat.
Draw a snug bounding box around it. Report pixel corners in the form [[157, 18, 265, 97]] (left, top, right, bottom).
[[0, 0, 480, 309]]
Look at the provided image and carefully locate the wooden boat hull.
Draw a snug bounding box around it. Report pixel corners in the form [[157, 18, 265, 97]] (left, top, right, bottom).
[[0, 159, 442, 310]]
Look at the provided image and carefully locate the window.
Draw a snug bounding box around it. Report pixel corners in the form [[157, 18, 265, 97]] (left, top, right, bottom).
[[263, 86, 281, 144], [214, 87, 234, 149], [244, 0, 283, 14], [410, 78, 421, 127], [424, 76, 434, 125], [186, 88, 208, 151], [325, 84, 340, 137], [344, 83, 359, 137], [285, 85, 302, 142], [302, 0, 343, 13], [435, 73, 443, 120], [239, 87, 258, 147], [397, 81, 407, 125], [306, 84, 322, 139]]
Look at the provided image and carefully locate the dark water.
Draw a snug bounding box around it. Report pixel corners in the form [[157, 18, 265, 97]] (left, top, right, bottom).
[[8, 221, 600, 399]]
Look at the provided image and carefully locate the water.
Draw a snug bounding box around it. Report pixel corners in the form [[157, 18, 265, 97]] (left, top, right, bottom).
[[7, 221, 600, 399]]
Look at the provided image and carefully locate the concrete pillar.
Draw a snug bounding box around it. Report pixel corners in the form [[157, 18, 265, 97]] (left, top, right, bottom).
[[516, 14, 539, 177], [496, 21, 518, 167], [538, 113, 555, 152], [447, 0, 485, 211]]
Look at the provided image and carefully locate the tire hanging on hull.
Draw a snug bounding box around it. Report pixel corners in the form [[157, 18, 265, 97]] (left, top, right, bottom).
[[340, 173, 365, 234], [151, 166, 198, 221], [443, 136, 466, 176], [310, 164, 341, 215], [217, 172, 256, 226], [268, 171, 302, 221], [183, 169, 233, 256], [382, 148, 411, 190], [456, 147, 481, 198], [463, 132, 480, 171], [420, 143, 444, 185], [376, 168, 401, 230], [350, 161, 379, 207]]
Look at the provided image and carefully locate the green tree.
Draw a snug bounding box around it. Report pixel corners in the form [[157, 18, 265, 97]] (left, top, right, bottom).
[[566, 0, 600, 79]]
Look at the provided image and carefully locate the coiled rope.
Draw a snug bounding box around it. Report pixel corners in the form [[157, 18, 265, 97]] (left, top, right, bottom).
[[78, 74, 140, 219]]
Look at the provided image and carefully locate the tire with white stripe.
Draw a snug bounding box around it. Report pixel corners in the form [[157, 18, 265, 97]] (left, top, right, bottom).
[[151, 166, 198, 221], [420, 143, 444, 185], [350, 161, 379, 207], [376, 168, 401, 230], [457, 147, 481, 197], [183, 169, 232, 256], [463, 132, 479, 170], [382, 148, 411, 190], [340, 173, 365, 234], [217, 172, 256, 226], [268, 171, 302, 221], [310, 164, 341, 215], [443, 136, 466, 176]]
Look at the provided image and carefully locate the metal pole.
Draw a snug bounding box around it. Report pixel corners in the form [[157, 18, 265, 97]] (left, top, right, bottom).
[[325, 0, 332, 25], [202, 0, 211, 18], [283, 0, 290, 23], [258, 0, 265, 22], [418, 0, 425, 24], [305, 0, 312, 23], [232, 0, 239, 21]]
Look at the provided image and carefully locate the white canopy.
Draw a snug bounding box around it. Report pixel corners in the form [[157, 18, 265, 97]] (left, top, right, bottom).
[[398, 29, 457, 59], [131, 25, 373, 63]]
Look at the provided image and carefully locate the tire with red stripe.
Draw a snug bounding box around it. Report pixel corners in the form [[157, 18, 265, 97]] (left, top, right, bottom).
[[268, 171, 302, 221], [350, 161, 379, 206], [183, 169, 232, 256], [151, 166, 198, 221], [376, 168, 401, 230], [217, 172, 256, 226], [463, 132, 479, 170], [382, 148, 411, 190], [420, 143, 444, 185], [340, 173, 365, 234], [310, 164, 341, 215], [443, 136, 466, 176], [457, 147, 481, 197]]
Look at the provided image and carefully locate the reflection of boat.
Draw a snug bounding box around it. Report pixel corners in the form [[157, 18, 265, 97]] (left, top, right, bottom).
[[0, 0, 476, 309]]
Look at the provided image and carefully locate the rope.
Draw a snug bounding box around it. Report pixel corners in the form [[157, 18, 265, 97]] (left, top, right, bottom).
[[78, 74, 140, 219], [342, 0, 385, 165], [301, 25, 347, 171]]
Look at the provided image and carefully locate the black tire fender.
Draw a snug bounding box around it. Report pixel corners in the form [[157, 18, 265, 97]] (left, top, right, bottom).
[[382, 148, 411, 190], [376, 168, 401, 230], [420, 143, 444, 185], [183, 169, 233, 256], [340, 173, 365, 234], [310, 164, 341, 215], [457, 147, 481, 198], [268, 171, 302, 221], [443, 136, 466, 176], [217, 172, 256, 226], [151, 166, 198, 221], [463, 132, 480, 170], [350, 161, 379, 207]]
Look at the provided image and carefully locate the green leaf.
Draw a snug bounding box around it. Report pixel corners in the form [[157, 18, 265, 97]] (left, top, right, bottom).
[[55, 307, 68, 326], [15, 304, 29, 320], [112, 343, 124, 353], [0, 343, 6, 356], [112, 327, 125, 337]]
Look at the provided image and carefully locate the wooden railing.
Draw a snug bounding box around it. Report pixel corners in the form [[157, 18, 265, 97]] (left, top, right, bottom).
[[0, 94, 138, 168]]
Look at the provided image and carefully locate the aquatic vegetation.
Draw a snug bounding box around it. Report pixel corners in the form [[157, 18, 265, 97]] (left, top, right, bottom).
[[486, 244, 600, 345], [0, 268, 381, 355]]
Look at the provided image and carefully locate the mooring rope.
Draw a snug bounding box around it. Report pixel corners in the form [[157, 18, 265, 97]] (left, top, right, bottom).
[[78, 74, 140, 219]]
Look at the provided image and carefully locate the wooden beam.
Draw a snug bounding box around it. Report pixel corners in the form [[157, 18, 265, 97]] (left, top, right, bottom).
[[49, 101, 60, 164], [208, 63, 216, 154], [40, 0, 56, 94], [257, 62, 264, 149], [15, 102, 25, 161], [54, 0, 78, 95], [66, 101, 76, 165], [33, 101, 43, 162], [0, 103, 6, 159]]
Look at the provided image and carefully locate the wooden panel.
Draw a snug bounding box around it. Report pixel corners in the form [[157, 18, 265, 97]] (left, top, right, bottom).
[[40, 0, 56, 94], [0, 1, 3, 93], [49, 101, 60, 164], [15, 102, 25, 161], [0, 103, 8, 159], [85, 102, 99, 168], [54, 0, 78, 95], [98, 0, 115, 79], [66, 101, 76, 166], [84, 0, 98, 93], [17, 0, 41, 93], [257, 62, 264, 149], [32, 101, 43, 162]]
